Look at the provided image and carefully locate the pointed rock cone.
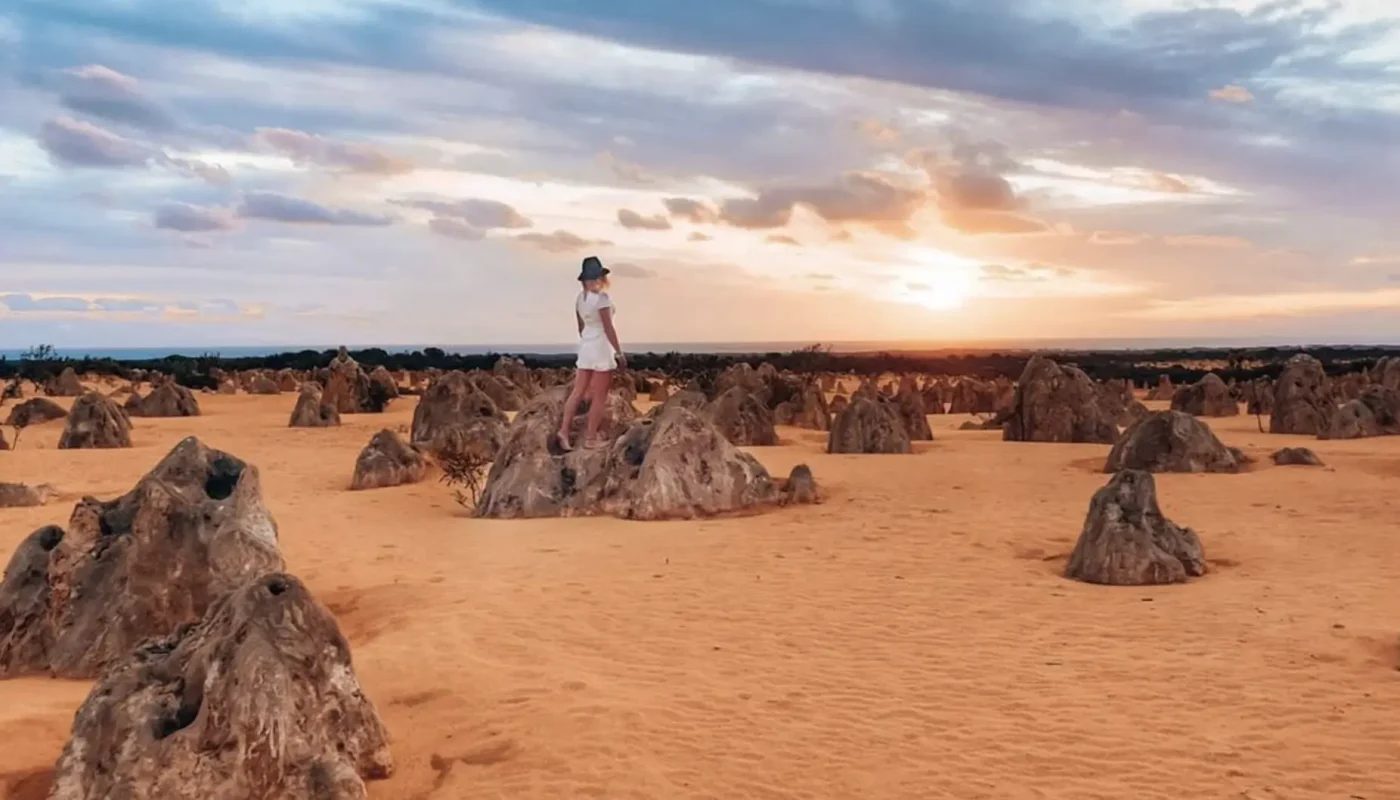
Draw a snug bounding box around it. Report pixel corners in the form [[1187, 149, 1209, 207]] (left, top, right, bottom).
[[1104, 410, 1241, 474], [351, 429, 427, 490], [0, 437, 283, 678], [1065, 470, 1206, 586], [57, 392, 132, 449]]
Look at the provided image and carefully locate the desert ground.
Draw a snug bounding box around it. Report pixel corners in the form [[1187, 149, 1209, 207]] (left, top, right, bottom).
[[3, 386, 1400, 799]]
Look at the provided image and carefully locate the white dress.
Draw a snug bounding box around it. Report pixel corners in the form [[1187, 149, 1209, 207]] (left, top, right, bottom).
[[576, 290, 617, 371]]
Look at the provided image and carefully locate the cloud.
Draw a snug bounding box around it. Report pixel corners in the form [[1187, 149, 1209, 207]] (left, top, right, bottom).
[[1209, 84, 1254, 104], [515, 230, 612, 253], [1090, 231, 1146, 246], [766, 234, 801, 246], [687, 232, 712, 242], [1163, 234, 1252, 249], [597, 150, 652, 183], [393, 198, 533, 229], [236, 192, 395, 226], [428, 217, 484, 241], [59, 64, 173, 131], [617, 209, 671, 230], [608, 262, 657, 278], [941, 209, 1049, 236], [856, 119, 899, 144], [250, 128, 414, 174], [154, 202, 236, 232], [719, 172, 923, 234], [664, 197, 719, 224], [39, 115, 152, 167], [0, 293, 93, 313], [980, 264, 1071, 282], [36, 116, 229, 184], [1146, 172, 1192, 194]]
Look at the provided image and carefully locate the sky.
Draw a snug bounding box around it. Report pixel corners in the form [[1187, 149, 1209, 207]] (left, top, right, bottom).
[[2, 0, 1399, 349]]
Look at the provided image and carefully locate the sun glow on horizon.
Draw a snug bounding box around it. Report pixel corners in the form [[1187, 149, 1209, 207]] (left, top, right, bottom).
[[886, 248, 979, 311]]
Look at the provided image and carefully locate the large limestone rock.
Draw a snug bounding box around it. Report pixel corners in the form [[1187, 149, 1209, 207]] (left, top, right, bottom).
[[44, 366, 85, 397], [351, 429, 427, 490], [322, 347, 379, 413], [0, 482, 56, 508], [476, 387, 637, 518], [774, 382, 831, 431], [478, 387, 777, 520], [605, 404, 778, 520], [472, 373, 525, 412], [1270, 354, 1332, 435], [6, 397, 68, 427], [0, 437, 282, 678], [1064, 470, 1207, 586], [277, 368, 301, 392], [411, 371, 507, 458], [1170, 373, 1239, 417], [708, 386, 778, 446], [1001, 356, 1118, 444], [368, 366, 400, 402], [1322, 386, 1400, 440], [247, 373, 282, 395], [288, 382, 341, 428], [125, 380, 201, 418], [894, 376, 934, 441], [58, 392, 132, 449], [827, 396, 912, 454], [1104, 410, 1241, 474], [1374, 356, 1400, 390], [49, 573, 392, 800]]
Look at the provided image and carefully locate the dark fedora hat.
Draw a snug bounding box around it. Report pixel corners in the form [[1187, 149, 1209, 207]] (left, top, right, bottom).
[[578, 255, 610, 281]]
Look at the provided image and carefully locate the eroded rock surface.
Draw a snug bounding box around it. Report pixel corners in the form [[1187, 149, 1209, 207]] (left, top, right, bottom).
[[0, 437, 282, 678], [49, 573, 392, 800], [1065, 470, 1207, 586], [1104, 410, 1241, 474]]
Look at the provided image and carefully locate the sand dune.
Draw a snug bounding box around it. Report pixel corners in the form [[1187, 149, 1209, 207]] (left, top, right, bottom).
[[3, 389, 1400, 798]]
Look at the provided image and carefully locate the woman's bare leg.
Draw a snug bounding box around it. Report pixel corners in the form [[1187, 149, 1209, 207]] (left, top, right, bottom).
[[583, 369, 613, 445], [558, 369, 593, 449]]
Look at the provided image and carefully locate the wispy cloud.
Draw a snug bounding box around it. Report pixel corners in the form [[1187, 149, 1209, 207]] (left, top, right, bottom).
[[237, 192, 394, 226]]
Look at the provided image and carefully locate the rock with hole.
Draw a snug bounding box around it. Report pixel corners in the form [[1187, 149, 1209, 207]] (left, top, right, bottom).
[[0, 437, 282, 678], [49, 573, 392, 800], [1064, 470, 1206, 586]]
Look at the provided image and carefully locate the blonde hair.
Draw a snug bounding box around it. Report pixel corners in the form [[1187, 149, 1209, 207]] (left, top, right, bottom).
[[581, 276, 610, 292]]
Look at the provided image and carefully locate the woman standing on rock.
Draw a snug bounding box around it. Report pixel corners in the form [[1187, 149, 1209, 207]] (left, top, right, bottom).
[[558, 256, 626, 450]]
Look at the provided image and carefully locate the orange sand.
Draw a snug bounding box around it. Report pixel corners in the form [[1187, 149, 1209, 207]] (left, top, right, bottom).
[[3, 387, 1400, 799]]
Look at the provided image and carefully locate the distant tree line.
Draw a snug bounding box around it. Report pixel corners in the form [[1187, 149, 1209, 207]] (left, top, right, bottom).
[[1, 343, 1396, 390]]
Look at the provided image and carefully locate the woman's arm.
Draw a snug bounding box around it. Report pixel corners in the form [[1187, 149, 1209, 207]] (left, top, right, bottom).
[[599, 308, 625, 366], [576, 309, 584, 337]]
